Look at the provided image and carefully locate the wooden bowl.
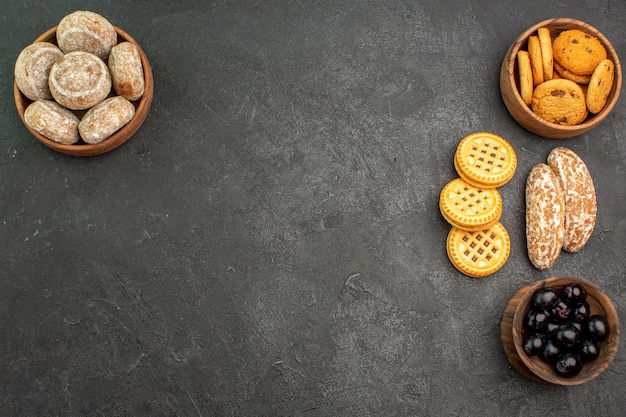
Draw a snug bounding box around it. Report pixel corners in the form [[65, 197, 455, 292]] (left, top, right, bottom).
[[500, 18, 622, 139], [501, 277, 620, 385], [14, 26, 153, 156]]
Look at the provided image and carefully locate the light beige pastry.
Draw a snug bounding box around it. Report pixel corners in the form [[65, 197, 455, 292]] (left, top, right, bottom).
[[586, 58, 615, 114], [48, 51, 111, 110], [24, 99, 80, 145], [56, 10, 117, 60], [14, 42, 64, 101], [108, 42, 145, 101], [78, 96, 135, 144], [537, 27, 554, 81], [528, 35, 544, 86], [517, 50, 533, 106], [526, 163, 565, 270], [531, 79, 587, 125], [547, 147, 597, 253]]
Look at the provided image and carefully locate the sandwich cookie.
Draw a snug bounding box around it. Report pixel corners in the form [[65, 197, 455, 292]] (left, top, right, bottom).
[[446, 222, 511, 278], [440, 178, 502, 231], [454, 132, 517, 188]]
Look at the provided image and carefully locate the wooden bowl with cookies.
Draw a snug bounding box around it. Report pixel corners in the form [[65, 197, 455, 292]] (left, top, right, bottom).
[[14, 12, 153, 156], [500, 277, 620, 385], [500, 18, 621, 139]]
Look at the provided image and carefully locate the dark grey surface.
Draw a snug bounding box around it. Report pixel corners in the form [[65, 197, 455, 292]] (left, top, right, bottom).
[[1, 1, 625, 416]]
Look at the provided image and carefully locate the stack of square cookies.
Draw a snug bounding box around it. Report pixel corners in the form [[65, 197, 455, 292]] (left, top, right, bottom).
[[439, 132, 517, 278]]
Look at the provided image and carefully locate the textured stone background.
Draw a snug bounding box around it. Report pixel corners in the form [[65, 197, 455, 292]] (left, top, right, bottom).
[[1, 1, 624, 416]]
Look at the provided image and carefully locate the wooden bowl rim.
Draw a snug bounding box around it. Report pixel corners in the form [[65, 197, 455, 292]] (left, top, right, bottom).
[[14, 25, 153, 156], [501, 18, 622, 138], [511, 276, 620, 386]]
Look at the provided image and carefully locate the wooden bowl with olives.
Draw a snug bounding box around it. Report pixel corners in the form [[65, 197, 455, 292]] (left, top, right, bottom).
[[500, 276, 620, 385]]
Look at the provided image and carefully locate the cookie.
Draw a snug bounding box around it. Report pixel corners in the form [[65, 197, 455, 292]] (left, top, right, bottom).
[[547, 147, 597, 253], [24, 99, 80, 145], [528, 35, 544, 86], [553, 29, 607, 76], [78, 96, 136, 144], [526, 163, 565, 270], [531, 79, 587, 125], [440, 178, 502, 231], [517, 50, 533, 106], [108, 42, 145, 101], [56, 10, 117, 60], [454, 132, 517, 188], [14, 42, 64, 101], [554, 61, 592, 84], [446, 223, 510, 278], [48, 51, 112, 110], [586, 58, 615, 114], [538, 27, 554, 81]]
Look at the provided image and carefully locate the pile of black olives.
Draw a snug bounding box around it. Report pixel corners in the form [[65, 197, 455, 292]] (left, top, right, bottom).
[[522, 283, 610, 377]]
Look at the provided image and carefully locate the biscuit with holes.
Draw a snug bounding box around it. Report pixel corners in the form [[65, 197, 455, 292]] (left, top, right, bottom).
[[517, 50, 533, 105], [440, 178, 502, 231], [553, 29, 607, 76], [531, 79, 587, 125], [446, 223, 510, 278], [538, 27, 554, 81], [586, 58, 615, 114], [454, 132, 517, 188]]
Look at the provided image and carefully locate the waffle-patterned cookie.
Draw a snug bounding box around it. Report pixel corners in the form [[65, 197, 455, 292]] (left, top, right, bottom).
[[446, 222, 511, 278], [439, 178, 502, 231], [454, 132, 517, 188]]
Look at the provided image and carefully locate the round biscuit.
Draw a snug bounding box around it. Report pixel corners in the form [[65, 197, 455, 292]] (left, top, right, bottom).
[[454, 132, 517, 188], [439, 178, 502, 231], [531, 79, 587, 125], [586, 58, 615, 114], [553, 29, 607, 76], [446, 223, 510, 278]]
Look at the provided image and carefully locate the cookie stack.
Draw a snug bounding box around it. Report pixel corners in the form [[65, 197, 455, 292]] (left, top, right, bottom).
[[517, 27, 615, 125], [526, 147, 597, 270], [439, 132, 517, 278]]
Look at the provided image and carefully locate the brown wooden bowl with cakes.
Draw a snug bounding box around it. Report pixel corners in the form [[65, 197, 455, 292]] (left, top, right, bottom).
[[500, 18, 621, 139], [14, 10, 153, 156]]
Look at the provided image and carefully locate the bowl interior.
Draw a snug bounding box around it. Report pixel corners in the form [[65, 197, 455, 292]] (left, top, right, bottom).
[[500, 18, 622, 138], [14, 26, 153, 156], [511, 277, 620, 385]]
